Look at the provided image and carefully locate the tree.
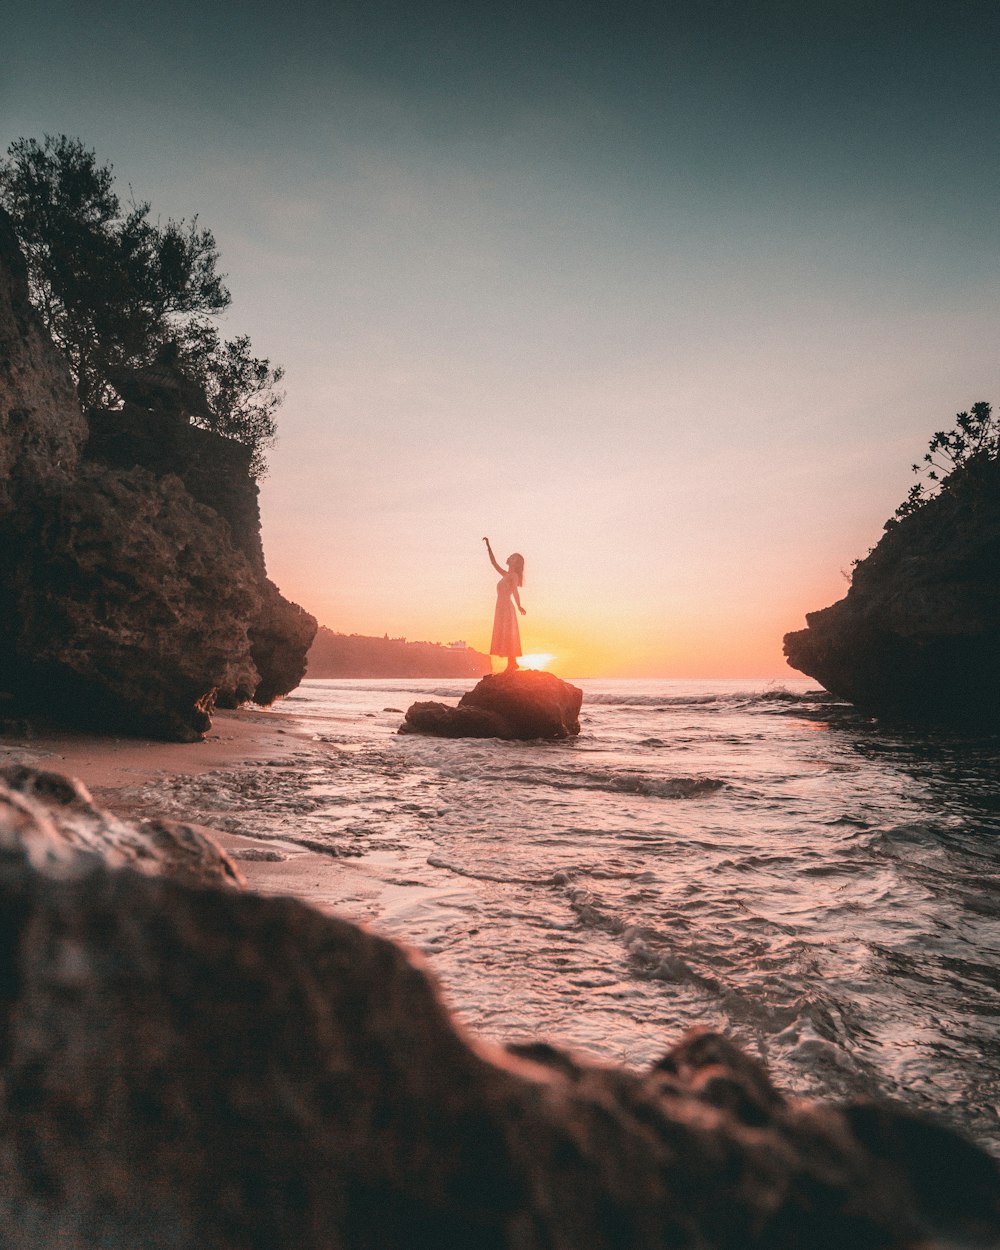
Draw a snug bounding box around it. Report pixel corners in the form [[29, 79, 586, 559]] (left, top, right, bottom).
[[0, 135, 282, 477], [184, 329, 284, 480], [892, 401, 999, 521]]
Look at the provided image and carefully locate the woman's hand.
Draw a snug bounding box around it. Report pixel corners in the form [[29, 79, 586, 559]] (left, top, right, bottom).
[[519, 606, 527, 616]]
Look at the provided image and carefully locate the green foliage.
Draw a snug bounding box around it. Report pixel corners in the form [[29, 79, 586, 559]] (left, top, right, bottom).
[[183, 330, 284, 480], [891, 401, 998, 522], [0, 135, 282, 477]]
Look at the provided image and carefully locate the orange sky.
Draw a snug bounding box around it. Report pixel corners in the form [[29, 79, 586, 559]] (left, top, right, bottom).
[[7, 3, 1000, 678]]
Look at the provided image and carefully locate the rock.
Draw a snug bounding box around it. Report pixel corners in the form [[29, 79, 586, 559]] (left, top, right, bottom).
[[0, 464, 262, 741], [0, 764, 243, 887], [784, 456, 1000, 726], [86, 408, 317, 712], [402, 670, 582, 740], [0, 209, 316, 739], [246, 577, 319, 707], [463, 670, 583, 737], [399, 700, 514, 738], [0, 770, 996, 1249], [0, 208, 87, 518], [85, 403, 267, 570]]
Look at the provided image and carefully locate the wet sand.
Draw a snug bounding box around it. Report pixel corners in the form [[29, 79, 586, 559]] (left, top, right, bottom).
[[0, 707, 338, 903]]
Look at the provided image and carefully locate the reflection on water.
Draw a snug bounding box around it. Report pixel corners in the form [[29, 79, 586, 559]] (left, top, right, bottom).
[[125, 677, 1000, 1152]]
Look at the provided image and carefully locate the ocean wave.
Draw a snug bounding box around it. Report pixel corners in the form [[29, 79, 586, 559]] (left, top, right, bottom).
[[584, 693, 723, 707], [583, 688, 829, 710], [604, 774, 726, 798], [489, 762, 727, 800]]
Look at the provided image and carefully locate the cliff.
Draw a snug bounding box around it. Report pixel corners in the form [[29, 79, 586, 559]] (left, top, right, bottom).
[[784, 455, 1000, 726], [0, 208, 316, 740], [308, 627, 491, 678]]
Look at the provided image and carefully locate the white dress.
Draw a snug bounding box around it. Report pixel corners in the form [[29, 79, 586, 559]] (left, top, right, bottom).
[[490, 572, 522, 657]]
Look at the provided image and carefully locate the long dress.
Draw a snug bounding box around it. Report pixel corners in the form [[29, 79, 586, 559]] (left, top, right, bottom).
[[490, 572, 522, 658]]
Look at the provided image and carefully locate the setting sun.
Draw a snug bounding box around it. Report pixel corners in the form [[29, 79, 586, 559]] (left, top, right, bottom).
[[518, 653, 555, 671]]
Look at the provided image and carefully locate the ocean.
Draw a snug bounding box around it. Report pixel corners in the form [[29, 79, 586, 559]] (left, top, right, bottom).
[[134, 676, 1000, 1153]]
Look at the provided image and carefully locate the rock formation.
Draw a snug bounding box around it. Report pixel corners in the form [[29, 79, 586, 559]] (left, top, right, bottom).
[[85, 404, 266, 570], [401, 669, 583, 740], [0, 209, 316, 739], [0, 209, 85, 516], [784, 456, 1000, 726], [241, 577, 319, 707], [0, 765, 997, 1249]]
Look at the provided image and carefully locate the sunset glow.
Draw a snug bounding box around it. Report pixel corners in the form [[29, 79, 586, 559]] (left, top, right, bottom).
[[9, 4, 1000, 677], [517, 653, 555, 671]]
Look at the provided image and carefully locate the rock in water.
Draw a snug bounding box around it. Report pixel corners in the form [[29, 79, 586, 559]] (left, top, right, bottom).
[[399, 700, 513, 739], [401, 670, 583, 740], [0, 208, 316, 739], [461, 669, 583, 737], [0, 767, 997, 1249], [784, 455, 1000, 727]]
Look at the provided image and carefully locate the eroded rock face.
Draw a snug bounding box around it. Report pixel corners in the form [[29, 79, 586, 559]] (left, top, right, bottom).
[[0, 464, 262, 740], [0, 210, 86, 517], [401, 669, 583, 740], [85, 404, 267, 571], [247, 577, 319, 706], [0, 768, 996, 1249], [0, 209, 316, 739], [784, 457, 1000, 725]]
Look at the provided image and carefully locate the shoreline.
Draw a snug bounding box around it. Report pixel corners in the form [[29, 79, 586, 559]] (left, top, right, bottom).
[[0, 706, 314, 791], [0, 706, 339, 902]]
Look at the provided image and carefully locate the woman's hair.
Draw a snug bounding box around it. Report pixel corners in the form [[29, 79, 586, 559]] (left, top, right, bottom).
[[507, 552, 525, 586]]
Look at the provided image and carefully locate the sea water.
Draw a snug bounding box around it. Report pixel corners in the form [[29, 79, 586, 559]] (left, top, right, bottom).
[[136, 677, 1000, 1152]]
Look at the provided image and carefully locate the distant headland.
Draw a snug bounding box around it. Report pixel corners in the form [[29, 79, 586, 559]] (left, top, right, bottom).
[[307, 627, 491, 679]]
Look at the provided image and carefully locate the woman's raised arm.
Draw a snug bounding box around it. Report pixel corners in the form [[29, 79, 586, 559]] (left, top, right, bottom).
[[483, 537, 506, 576]]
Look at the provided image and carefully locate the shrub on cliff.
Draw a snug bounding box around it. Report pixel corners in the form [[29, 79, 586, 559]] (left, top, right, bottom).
[[0, 135, 282, 477], [891, 400, 998, 523]]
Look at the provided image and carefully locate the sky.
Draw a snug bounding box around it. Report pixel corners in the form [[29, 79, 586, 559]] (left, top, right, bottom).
[[4, 0, 1000, 676]]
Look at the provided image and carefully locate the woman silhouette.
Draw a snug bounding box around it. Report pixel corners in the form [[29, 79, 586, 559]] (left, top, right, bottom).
[[483, 537, 526, 673]]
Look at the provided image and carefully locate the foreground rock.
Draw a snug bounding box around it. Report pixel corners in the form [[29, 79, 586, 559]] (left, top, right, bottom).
[[784, 455, 1000, 726], [401, 669, 583, 740], [0, 209, 315, 739], [0, 764, 243, 887], [0, 767, 997, 1249]]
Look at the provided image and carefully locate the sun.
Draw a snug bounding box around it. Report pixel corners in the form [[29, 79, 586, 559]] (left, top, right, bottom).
[[518, 653, 555, 671]]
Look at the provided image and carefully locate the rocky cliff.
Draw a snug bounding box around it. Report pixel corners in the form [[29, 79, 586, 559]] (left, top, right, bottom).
[[0, 764, 997, 1250], [784, 455, 1000, 725], [0, 209, 316, 740]]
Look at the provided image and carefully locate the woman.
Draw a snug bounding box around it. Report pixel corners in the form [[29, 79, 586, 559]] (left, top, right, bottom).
[[483, 537, 526, 673]]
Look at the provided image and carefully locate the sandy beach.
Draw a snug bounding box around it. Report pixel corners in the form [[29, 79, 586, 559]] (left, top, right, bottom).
[[0, 706, 339, 904]]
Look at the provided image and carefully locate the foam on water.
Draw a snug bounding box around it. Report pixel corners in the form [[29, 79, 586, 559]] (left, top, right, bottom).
[[121, 676, 1000, 1152]]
